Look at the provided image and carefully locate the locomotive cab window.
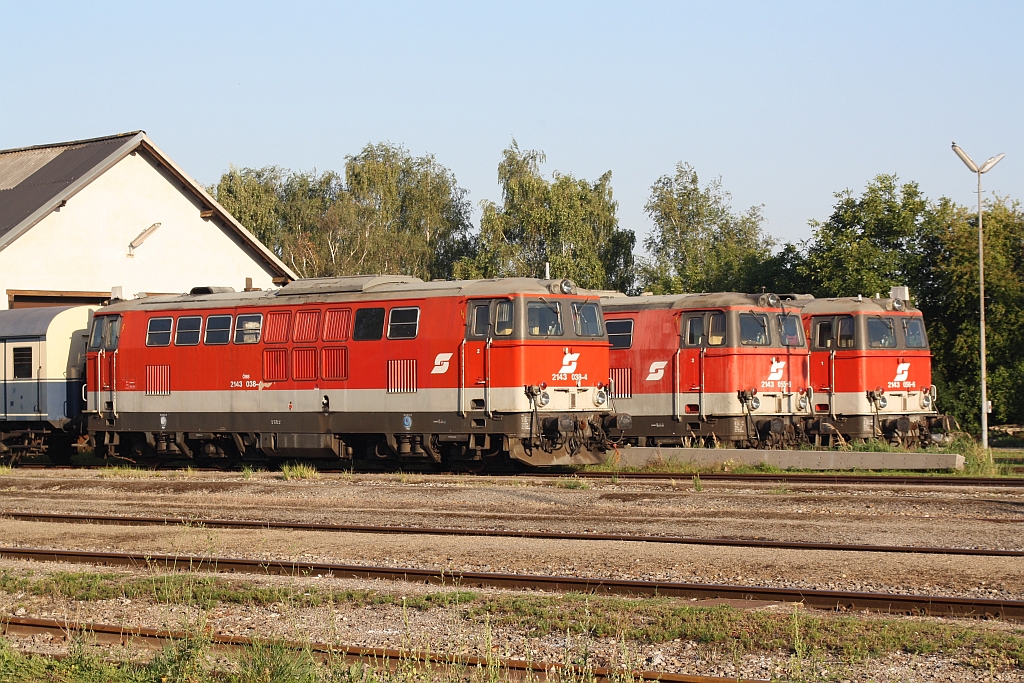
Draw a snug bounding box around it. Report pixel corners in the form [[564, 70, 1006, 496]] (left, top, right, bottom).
[[814, 319, 834, 349], [606, 319, 634, 349], [205, 315, 232, 345], [234, 314, 263, 344], [528, 301, 563, 336], [353, 307, 385, 341], [685, 316, 704, 346], [707, 312, 726, 346], [495, 300, 513, 336], [776, 314, 804, 346], [837, 316, 854, 348], [867, 317, 896, 348], [175, 316, 202, 346], [146, 317, 173, 346], [471, 303, 490, 336], [739, 313, 770, 346], [12, 347, 33, 379], [904, 317, 927, 348], [571, 302, 602, 337], [388, 307, 420, 339]]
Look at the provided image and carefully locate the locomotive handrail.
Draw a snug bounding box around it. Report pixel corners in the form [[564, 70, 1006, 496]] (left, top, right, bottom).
[[485, 337, 492, 417], [672, 348, 681, 422], [458, 339, 466, 417], [828, 349, 836, 420], [111, 351, 118, 419], [698, 346, 705, 421], [96, 349, 104, 418]]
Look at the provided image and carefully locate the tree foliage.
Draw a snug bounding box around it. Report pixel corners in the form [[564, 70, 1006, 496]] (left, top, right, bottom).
[[212, 143, 472, 280], [454, 142, 636, 292], [638, 163, 775, 294]]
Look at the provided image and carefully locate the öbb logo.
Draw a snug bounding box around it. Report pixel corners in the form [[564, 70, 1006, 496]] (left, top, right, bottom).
[[431, 353, 454, 374], [646, 361, 668, 381], [767, 360, 786, 381], [558, 352, 581, 374], [894, 362, 910, 382]]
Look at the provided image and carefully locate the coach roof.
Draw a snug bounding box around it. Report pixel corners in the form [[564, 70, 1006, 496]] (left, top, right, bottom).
[[600, 292, 814, 311], [0, 305, 82, 338], [96, 277, 603, 313]]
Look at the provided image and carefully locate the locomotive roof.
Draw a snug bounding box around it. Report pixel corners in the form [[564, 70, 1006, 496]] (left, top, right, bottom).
[[799, 296, 919, 315], [600, 292, 813, 311], [96, 276, 603, 313], [0, 305, 83, 338]]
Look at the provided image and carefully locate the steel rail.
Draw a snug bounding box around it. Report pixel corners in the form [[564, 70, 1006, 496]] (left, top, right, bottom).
[[0, 546, 1020, 621], [4, 510, 1020, 558], [0, 616, 757, 683], [549, 472, 1024, 487]]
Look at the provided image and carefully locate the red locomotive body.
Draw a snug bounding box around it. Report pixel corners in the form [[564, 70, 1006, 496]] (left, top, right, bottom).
[[799, 296, 951, 444], [85, 276, 629, 468], [601, 293, 812, 447]]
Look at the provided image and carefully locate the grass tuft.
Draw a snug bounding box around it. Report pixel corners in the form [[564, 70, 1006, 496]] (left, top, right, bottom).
[[280, 462, 319, 480], [553, 476, 591, 490], [98, 465, 153, 478], [0, 465, 13, 476]]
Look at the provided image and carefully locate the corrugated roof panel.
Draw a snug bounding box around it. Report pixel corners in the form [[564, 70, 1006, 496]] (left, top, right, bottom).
[[0, 136, 131, 240], [0, 147, 66, 191]]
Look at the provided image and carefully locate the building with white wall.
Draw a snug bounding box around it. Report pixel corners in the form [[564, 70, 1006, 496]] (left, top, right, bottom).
[[0, 131, 296, 310]]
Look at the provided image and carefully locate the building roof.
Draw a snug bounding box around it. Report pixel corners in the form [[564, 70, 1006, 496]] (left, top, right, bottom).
[[0, 131, 296, 280]]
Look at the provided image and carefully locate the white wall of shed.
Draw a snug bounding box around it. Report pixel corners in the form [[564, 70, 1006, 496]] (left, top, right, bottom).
[[0, 151, 279, 310]]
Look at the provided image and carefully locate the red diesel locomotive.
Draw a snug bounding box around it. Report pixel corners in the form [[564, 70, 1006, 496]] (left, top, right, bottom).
[[799, 294, 953, 444], [600, 292, 812, 447], [85, 276, 630, 468]]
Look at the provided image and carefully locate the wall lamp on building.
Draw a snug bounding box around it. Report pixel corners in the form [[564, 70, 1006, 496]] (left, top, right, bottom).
[[127, 222, 161, 257]]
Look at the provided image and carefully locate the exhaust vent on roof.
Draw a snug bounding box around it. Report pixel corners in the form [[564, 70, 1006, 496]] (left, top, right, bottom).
[[189, 286, 236, 296]]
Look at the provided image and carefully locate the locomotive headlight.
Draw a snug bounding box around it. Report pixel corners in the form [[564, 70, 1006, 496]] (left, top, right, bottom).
[[922, 393, 932, 408], [749, 396, 761, 410], [594, 389, 608, 406], [538, 391, 551, 407], [798, 395, 808, 410], [877, 395, 888, 409]]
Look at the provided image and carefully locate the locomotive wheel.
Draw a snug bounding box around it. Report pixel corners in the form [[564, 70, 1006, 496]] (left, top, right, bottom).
[[46, 433, 75, 466]]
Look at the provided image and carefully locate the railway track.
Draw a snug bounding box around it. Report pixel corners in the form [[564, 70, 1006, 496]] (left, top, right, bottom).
[[0, 616, 757, 683], [3, 510, 1020, 557], [0, 545, 1020, 621]]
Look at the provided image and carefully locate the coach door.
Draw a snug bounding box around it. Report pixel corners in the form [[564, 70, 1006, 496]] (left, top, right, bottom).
[[3, 340, 42, 419], [88, 315, 121, 417]]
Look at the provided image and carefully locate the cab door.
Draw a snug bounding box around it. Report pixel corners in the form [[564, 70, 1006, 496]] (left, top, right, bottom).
[[809, 315, 853, 414], [464, 300, 494, 414], [87, 315, 121, 417], [4, 340, 42, 418]]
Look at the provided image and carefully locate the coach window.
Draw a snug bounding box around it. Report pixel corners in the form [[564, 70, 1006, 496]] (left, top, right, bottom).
[[353, 308, 385, 341], [388, 307, 420, 339], [777, 314, 804, 346], [146, 317, 173, 346], [707, 312, 726, 346], [495, 300, 514, 336], [572, 302, 603, 337], [528, 301, 563, 336], [205, 315, 232, 345], [12, 348, 32, 379], [739, 313, 770, 346], [867, 317, 896, 348], [235, 314, 263, 344], [903, 317, 927, 348], [837, 316, 855, 348], [606, 319, 633, 349], [175, 316, 202, 346], [685, 316, 704, 346]]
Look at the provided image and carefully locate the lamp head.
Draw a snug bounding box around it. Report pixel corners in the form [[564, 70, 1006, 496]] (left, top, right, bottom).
[[979, 153, 1005, 174], [951, 142, 979, 173]]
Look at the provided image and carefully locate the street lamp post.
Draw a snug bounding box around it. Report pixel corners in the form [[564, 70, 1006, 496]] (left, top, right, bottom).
[[951, 142, 1005, 453]]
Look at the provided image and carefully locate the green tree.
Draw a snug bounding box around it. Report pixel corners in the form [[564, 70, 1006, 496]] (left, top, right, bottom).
[[799, 174, 927, 298], [455, 142, 635, 292], [639, 163, 775, 294]]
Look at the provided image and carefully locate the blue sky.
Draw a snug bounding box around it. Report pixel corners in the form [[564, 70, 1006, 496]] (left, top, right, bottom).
[[3, 1, 1021, 247]]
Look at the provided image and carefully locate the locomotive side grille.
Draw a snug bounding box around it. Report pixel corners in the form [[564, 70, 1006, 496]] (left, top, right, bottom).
[[323, 308, 352, 341], [609, 368, 632, 398], [293, 348, 318, 381], [263, 348, 288, 382], [322, 347, 348, 380], [145, 365, 171, 396], [387, 359, 417, 393], [294, 310, 321, 343], [264, 311, 291, 343]]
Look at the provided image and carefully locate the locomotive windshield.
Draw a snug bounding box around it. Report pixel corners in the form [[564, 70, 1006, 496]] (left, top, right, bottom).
[[572, 302, 603, 337], [903, 317, 928, 348], [88, 315, 121, 350], [528, 301, 563, 336], [739, 313, 769, 345], [776, 314, 804, 346], [868, 317, 897, 348]]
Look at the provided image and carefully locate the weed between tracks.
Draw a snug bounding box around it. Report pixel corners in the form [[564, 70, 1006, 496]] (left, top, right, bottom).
[[1, 568, 1023, 675], [280, 462, 320, 480]]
